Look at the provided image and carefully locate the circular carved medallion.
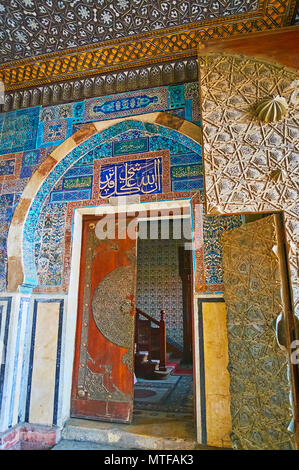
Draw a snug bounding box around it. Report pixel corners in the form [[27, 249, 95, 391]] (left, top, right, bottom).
[[91, 264, 135, 349]]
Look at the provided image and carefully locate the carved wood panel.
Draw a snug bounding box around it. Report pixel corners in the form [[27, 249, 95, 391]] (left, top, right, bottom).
[[221, 215, 294, 449], [198, 52, 299, 328], [71, 215, 137, 423]]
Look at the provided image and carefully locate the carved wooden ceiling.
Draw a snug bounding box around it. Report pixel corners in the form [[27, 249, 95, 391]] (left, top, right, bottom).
[[0, 0, 260, 63], [0, 0, 297, 91]]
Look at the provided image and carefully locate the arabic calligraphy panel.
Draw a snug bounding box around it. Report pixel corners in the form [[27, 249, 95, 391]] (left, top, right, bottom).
[[92, 151, 170, 200], [99, 157, 162, 199]]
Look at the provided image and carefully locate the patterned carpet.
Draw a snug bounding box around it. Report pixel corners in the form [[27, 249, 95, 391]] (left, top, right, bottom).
[[134, 374, 193, 414]]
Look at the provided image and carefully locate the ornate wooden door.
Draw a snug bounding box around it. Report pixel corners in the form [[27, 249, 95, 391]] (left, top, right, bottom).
[[71, 214, 137, 423], [221, 214, 295, 449]]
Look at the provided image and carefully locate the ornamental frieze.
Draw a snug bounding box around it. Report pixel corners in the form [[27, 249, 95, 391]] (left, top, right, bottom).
[[0, 0, 296, 92]]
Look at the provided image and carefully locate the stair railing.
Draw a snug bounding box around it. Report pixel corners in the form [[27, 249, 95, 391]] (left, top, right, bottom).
[[135, 308, 167, 372]]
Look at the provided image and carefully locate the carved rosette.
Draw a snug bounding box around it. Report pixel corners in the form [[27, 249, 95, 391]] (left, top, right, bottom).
[[255, 96, 288, 123]]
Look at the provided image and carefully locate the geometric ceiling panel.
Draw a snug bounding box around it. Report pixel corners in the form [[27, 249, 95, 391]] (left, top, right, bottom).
[[0, 0, 259, 64]]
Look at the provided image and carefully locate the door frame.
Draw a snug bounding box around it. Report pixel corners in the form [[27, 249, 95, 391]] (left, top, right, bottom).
[[60, 198, 204, 441]]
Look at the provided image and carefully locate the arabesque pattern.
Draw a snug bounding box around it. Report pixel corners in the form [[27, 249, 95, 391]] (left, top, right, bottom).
[[198, 52, 299, 317], [221, 215, 294, 449]]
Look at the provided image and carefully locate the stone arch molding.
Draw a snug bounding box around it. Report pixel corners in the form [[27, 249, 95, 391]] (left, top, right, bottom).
[[7, 112, 202, 292]]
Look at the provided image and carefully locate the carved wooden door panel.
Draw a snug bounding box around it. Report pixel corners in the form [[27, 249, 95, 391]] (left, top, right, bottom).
[[221, 214, 295, 450], [71, 215, 137, 423]]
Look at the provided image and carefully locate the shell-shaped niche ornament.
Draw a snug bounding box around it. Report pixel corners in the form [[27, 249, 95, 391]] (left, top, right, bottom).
[[255, 96, 288, 123]]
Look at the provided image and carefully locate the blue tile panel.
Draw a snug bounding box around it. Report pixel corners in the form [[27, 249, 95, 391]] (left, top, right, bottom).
[[84, 88, 169, 121], [0, 107, 40, 155]]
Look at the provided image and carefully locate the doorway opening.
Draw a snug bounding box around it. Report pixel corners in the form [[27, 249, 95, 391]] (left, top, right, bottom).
[[133, 215, 195, 423], [69, 201, 198, 445]]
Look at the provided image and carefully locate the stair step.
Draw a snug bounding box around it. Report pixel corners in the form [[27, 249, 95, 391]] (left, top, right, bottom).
[[52, 439, 126, 450], [61, 418, 203, 450]]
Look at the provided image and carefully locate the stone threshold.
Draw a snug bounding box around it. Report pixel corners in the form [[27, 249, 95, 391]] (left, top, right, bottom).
[[61, 415, 210, 451]]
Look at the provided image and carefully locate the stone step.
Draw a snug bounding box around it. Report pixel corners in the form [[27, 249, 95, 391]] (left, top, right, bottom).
[[52, 439, 128, 450], [61, 417, 207, 451]]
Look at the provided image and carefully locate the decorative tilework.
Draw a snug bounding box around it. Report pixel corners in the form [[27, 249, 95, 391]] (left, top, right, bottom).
[[0, 194, 19, 291], [0, 193, 14, 207], [169, 85, 185, 109], [62, 176, 92, 190], [170, 152, 202, 165], [172, 178, 204, 192], [38, 118, 73, 147], [0, 107, 40, 155], [63, 165, 94, 178], [35, 202, 67, 287], [149, 135, 192, 155], [115, 130, 148, 142], [1, 178, 29, 195], [20, 150, 40, 179], [0, 84, 207, 294], [22, 149, 40, 166], [40, 102, 84, 123], [26, 134, 199, 289], [84, 88, 169, 121], [202, 214, 243, 291], [40, 107, 56, 123], [43, 120, 68, 143], [0, 153, 22, 182], [73, 102, 84, 123], [171, 164, 203, 180], [113, 138, 149, 156], [99, 158, 162, 199], [191, 99, 201, 123], [50, 189, 92, 204], [0, 159, 15, 176], [184, 82, 199, 100], [136, 221, 188, 349]]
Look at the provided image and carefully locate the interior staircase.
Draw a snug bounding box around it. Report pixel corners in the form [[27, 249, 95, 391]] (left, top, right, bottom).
[[135, 308, 182, 380]]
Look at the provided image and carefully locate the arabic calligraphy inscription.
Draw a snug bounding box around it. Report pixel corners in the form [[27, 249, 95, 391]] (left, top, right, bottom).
[[99, 157, 162, 199]]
